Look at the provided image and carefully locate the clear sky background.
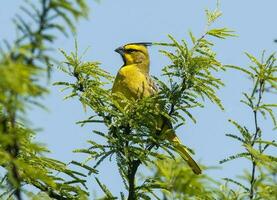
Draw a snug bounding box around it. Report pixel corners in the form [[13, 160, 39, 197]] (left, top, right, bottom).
[[1, 0, 276, 198]]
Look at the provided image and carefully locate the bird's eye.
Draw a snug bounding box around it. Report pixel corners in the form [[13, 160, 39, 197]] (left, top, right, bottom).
[[126, 49, 136, 53]]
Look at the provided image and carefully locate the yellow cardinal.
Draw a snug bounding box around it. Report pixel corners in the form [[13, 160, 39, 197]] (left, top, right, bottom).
[[112, 43, 201, 175]]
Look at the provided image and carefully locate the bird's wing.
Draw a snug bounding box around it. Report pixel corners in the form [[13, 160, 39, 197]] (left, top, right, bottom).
[[146, 75, 158, 95], [146, 74, 202, 175]]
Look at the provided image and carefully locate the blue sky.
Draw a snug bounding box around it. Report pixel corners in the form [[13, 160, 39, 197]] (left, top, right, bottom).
[[1, 0, 276, 198]]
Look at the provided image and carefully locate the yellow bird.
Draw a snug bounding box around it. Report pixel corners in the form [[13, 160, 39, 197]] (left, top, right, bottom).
[[112, 43, 201, 175]]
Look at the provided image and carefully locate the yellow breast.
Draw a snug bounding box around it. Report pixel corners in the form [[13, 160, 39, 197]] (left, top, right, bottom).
[[112, 65, 151, 102]]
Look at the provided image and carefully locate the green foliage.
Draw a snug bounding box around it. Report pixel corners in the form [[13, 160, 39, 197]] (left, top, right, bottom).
[[151, 158, 216, 200], [0, 0, 90, 199], [149, 158, 255, 200], [3, 0, 89, 76], [154, 7, 235, 119], [56, 8, 233, 199], [1, 1, 275, 199], [222, 52, 277, 199]]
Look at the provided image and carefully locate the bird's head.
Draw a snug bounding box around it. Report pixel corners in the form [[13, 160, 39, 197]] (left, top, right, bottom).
[[115, 42, 152, 72]]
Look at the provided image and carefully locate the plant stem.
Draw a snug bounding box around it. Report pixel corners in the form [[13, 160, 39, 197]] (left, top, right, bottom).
[[32, 181, 68, 200], [126, 103, 176, 199], [4, 1, 51, 198], [127, 160, 141, 200], [249, 81, 263, 199], [1, 115, 22, 200], [5, 94, 22, 200], [27, 0, 50, 65]]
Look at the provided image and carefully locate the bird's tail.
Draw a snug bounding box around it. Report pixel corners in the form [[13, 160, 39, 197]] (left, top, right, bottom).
[[160, 118, 201, 175], [174, 144, 202, 175]]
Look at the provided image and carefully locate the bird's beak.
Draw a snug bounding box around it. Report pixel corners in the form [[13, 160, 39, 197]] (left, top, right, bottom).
[[115, 46, 124, 55]]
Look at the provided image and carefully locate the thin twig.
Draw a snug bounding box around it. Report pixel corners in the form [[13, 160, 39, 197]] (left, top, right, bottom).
[[249, 81, 264, 199]]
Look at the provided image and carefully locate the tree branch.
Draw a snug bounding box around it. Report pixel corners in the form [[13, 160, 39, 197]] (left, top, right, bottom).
[[126, 103, 176, 199], [127, 160, 141, 200]]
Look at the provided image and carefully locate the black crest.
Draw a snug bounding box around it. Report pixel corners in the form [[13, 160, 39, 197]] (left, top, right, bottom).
[[129, 42, 152, 47]]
